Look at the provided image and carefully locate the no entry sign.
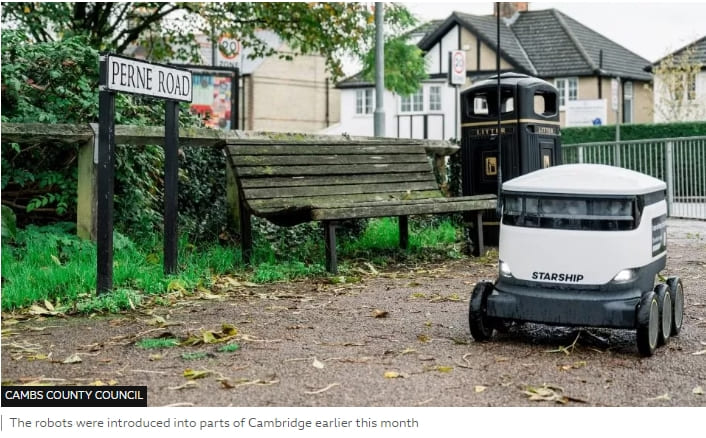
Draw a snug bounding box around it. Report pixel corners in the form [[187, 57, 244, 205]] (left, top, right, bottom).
[[106, 55, 192, 102]]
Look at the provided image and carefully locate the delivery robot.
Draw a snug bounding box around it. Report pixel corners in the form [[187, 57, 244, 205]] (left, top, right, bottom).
[[468, 164, 684, 356]]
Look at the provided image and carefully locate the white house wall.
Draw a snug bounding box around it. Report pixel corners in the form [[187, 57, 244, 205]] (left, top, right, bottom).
[[439, 26, 460, 75]]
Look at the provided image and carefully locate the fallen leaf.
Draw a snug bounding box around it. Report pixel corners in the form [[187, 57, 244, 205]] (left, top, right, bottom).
[[146, 316, 166, 326], [692, 350, 706, 356], [372, 309, 388, 318], [149, 354, 162, 361], [304, 383, 340, 394], [417, 334, 430, 343], [647, 393, 671, 401], [169, 381, 198, 390], [50, 255, 62, 266], [26, 353, 49, 361], [364, 262, 379, 275], [474, 385, 487, 393], [312, 357, 324, 369], [183, 369, 211, 379], [384, 371, 403, 379], [434, 366, 454, 373], [693, 386, 704, 395], [62, 354, 82, 364], [44, 300, 55, 311]]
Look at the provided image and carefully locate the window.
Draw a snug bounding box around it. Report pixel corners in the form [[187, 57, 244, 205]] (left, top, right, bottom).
[[554, 77, 578, 108], [623, 81, 633, 123], [355, 89, 373, 115], [400, 88, 423, 113], [429, 86, 442, 111], [502, 194, 639, 231]]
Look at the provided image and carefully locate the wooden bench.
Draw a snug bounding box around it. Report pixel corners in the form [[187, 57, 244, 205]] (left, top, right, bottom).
[[226, 138, 496, 273]]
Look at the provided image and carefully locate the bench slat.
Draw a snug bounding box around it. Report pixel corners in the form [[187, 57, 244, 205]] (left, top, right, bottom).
[[238, 172, 436, 189], [232, 153, 428, 166], [236, 163, 432, 177], [247, 190, 444, 214], [311, 196, 498, 221], [228, 144, 425, 155], [243, 180, 440, 200]]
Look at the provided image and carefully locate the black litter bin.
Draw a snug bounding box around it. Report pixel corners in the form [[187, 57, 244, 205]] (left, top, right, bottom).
[[460, 73, 561, 244]]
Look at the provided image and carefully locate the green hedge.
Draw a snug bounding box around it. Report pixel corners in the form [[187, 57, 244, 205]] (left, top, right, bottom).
[[561, 121, 706, 144]]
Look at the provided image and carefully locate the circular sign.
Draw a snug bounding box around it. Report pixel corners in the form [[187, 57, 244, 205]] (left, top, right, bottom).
[[453, 51, 465, 74], [218, 35, 240, 60]]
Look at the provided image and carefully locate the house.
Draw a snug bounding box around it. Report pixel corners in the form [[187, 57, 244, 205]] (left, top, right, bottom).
[[650, 35, 706, 122], [169, 31, 340, 133], [330, 3, 653, 139]]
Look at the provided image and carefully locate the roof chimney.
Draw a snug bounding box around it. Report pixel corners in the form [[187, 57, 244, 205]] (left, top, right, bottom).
[[495, 2, 528, 18]]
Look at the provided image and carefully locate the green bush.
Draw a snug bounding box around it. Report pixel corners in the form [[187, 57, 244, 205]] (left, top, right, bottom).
[[561, 121, 706, 144], [1, 30, 225, 242]]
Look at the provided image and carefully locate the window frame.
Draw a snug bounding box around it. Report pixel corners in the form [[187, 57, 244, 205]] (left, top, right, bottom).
[[623, 80, 634, 124], [400, 88, 424, 114], [554, 77, 579, 109], [355, 88, 373, 115], [429, 85, 442, 112]]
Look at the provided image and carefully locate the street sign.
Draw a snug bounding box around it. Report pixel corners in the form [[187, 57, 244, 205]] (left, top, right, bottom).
[[449, 50, 466, 86], [217, 34, 241, 68], [611, 78, 619, 111], [105, 55, 192, 102], [98, 54, 193, 293]]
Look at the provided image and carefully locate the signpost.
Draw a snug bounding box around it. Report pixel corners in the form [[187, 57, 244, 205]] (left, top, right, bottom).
[[98, 54, 192, 293], [449, 50, 466, 140], [216, 34, 241, 69]]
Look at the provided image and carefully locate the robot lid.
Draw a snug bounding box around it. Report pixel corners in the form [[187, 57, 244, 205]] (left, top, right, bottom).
[[502, 164, 666, 196]]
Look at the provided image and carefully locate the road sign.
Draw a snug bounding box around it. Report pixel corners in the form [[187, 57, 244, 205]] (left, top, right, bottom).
[[105, 55, 192, 102], [217, 34, 241, 68], [611, 78, 619, 111], [449, 50, 466, 86]]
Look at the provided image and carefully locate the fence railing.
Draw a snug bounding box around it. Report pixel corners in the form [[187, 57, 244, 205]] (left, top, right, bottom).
[[563, 136, 706, 220]]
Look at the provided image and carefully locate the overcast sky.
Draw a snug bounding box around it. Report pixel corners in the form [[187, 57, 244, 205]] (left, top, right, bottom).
[[403, 1, 706, 63]]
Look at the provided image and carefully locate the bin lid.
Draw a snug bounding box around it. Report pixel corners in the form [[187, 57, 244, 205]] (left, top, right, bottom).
[[502, 164, 666, 196]]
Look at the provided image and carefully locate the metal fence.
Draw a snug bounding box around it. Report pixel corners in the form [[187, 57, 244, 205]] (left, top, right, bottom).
[[563, 136, 706, 220]]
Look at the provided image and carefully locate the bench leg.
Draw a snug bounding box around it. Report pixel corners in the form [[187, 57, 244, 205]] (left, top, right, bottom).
[[472, 211, 484, 257], [240, 198, 252, 265], [324, 221, 338, 274], [398, 215, 409, 250]]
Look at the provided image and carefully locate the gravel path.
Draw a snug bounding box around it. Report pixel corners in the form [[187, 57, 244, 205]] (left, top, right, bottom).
[[2, 219, 705, 406]]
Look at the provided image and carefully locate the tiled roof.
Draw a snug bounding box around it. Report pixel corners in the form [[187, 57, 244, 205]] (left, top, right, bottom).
[[453, 12, 537, 75], [652, 35, 706, 67], [418, 8, 652, 81]]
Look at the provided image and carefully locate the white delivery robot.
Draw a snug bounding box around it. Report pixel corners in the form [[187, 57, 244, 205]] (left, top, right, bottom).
[[469, 164, 684, 356]]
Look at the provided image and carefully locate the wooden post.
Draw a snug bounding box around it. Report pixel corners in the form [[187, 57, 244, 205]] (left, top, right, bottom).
[[239, 197, 252, 265], [97, 57, 116, 294], [324, 220, 337, 274], [398, 215, 409, 250], [77, 126, 97, 240], [225, 158, 241, 234], [163, 100, 179, 275]]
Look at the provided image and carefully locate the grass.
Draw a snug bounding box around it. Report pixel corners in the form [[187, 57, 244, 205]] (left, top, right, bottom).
[[1, 217, 464, 313], [218, 343, 240, 353], [137, 338, 179, 349]]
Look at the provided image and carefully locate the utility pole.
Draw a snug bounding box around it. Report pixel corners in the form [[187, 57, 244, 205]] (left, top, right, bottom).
[[374, 2, 385, 137]]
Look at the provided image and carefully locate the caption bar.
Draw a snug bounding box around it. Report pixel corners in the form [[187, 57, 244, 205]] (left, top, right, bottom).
[[2, 386, 147, 407]]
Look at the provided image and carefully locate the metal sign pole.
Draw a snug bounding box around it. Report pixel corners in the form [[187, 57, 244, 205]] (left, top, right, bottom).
[[496, 2, 503, 217], [163, 100, 179, 274], [97, 56, 116, 294]]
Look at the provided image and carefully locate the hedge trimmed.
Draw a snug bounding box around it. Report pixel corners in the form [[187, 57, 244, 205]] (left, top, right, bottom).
[[561, 121, 706, 144]]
